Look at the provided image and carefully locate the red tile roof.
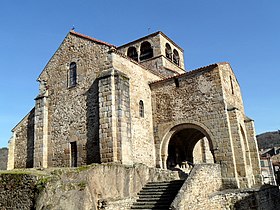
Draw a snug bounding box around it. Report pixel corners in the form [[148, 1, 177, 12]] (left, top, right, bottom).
[[149, 63, 223, 85], [69, 30, 116, 48]]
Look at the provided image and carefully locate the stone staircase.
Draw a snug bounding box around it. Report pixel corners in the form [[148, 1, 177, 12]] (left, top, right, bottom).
[[131, 180, 185, 210]]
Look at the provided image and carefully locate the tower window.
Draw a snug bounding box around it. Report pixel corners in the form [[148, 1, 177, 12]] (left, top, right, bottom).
[[165, 43, 172, 60], [127, 47, 138, 62], [139, 100, 144, 118], [173, 49, 180, 66], [69, 62, 77, 87], [140, 41, 153, 61]]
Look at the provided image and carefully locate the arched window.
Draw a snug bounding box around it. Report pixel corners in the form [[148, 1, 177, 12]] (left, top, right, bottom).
[[139, 100, 144, 118], [127, 47, 138, 62], [69, 62, 77, 87], [140, 41, 153, 61], [173, 49, 180, 66], [165, 43, 172, 60]]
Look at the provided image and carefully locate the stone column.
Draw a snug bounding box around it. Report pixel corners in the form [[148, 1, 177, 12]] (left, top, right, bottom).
[[114, 73, 132, 165], [98, 69, 132, 164], [245, 118, 262, 186], [34, 80, 49, 168], [7, 133, 15, 170], [227, 108, 248, 188], [98, 69, 118, 163]]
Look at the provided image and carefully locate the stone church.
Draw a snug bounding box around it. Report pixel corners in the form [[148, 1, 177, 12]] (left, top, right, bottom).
[[7, 30, 261, 189]]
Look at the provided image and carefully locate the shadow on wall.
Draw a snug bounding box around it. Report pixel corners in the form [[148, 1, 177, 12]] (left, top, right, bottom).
[[26, 108, 35, 168], [233, 185, 280, 210], [85, 79, 101, 164]]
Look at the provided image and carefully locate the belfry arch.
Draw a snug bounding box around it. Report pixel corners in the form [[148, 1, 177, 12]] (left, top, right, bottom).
[[160, 123, 216, 170]]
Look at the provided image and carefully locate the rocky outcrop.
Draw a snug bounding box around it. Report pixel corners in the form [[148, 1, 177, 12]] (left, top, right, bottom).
[[35, 163, 182, 210]]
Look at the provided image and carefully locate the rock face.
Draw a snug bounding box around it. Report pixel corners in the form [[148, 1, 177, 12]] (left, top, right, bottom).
[[0, 148, 8, 170], [0, 164, 279, 210]]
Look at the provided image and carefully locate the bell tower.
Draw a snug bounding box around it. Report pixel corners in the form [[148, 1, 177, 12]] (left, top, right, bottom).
[[117, 31, 186, 76]]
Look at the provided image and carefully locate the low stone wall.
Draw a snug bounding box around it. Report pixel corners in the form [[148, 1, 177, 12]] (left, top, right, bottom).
[[0, 173, 39, 209], [170, 163, 280, 210], [170, 164, 223, 210], [35, 163, 182, 210], [210, 185, 280, 210]]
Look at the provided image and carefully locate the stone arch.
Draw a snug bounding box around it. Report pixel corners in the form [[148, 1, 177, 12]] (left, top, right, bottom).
[[159, 122, 216, 169], [140, 41, 153, 61], [127, 46, 138, 62], [173, 49, 180, 66], [165, 43, 172, 60]]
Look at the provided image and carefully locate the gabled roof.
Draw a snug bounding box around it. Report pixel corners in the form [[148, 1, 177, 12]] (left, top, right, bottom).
[[69, 30, 116, 48]]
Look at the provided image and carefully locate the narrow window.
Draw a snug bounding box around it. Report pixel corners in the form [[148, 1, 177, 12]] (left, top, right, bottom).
[[174, 78, 179, 87], [70, 141, 77, 167], [139, 100, 144, 118], [127, 47, 138, 62], [165, 43, 172, 60], [140, 41, 153, 61], [230, 76, 234, 95], [69, 62, 77, 87], [173, 49, 180, 66]]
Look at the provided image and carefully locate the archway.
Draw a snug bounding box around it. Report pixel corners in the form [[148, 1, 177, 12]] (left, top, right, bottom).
[[160, 123, 216, 170]]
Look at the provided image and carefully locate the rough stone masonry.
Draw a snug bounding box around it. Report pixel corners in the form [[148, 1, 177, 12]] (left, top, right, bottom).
[[8, 30, 261, 190]]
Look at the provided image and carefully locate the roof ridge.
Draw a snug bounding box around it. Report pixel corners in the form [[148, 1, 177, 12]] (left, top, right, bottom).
[[69, 30, 116, 48], [149, 63, 220, 85]]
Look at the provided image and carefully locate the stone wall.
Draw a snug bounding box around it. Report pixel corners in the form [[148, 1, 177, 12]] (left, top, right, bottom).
[[0, 148, 8, 170], [171, 164, 223, 210], [111, 53, 161, 167], [219, 63, 261, 187], [0, 173, 38, 209], [37, 32, 112, 167], [219, 63, 244, 112], [150, 63, 261, 188], [171, 164, 280, 210], [10, 108, 35, 169], [210, 185, 280, 210], [150, 64, 238, 185]]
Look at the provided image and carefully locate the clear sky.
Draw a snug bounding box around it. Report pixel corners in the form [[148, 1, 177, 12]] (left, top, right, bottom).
[[0, 1, 279, 148]]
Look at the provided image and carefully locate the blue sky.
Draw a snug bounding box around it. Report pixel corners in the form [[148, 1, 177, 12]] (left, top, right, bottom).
[[0, 1, 279, 147]]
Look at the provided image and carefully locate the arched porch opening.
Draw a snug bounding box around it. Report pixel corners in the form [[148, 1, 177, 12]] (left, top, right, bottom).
[[160, 123, 216, 170]]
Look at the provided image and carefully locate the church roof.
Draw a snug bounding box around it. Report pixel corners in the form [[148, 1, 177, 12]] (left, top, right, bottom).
[[69, 30, 116, 48], [149, 63, 227, 86]]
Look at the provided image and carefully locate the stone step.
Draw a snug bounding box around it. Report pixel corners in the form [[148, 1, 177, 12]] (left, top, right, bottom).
[[138, 194, 175, 199], [145, 180, 184, 186], [131, 203, 171, 209], [130, 180, 185, 210], [133, 199, 172, 206]]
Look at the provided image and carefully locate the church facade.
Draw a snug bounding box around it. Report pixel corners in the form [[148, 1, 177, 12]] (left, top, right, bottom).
[[7, 30, 261, 188]]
